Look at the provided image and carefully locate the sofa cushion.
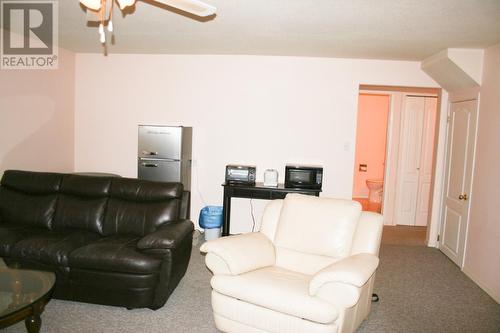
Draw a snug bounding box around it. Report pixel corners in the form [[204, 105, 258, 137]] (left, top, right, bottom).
[[211, 266, 338, 324], [0, 188, 59, 229], [0, 170, 62, 229], [109, 178, 183, 202], [103, 199, 180, 237], [0, 224, 46, 256], [102, 179, 182, 236], [10, 230, 101, 266], [59, 174, 112, 197], [52, 175, 112, 234], [1, 170, 62, 194], [68, 235, 162, 274], [52, 195, 108, 234]]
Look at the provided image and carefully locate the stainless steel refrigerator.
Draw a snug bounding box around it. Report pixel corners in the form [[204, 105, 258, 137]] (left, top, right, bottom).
[[138, 125, 192, 191]]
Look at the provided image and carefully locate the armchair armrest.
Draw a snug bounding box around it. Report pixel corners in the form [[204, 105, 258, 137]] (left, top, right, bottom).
[[310, 253, 379, 295], [137, 220, 194, 250], [200, 232, 275, 275]]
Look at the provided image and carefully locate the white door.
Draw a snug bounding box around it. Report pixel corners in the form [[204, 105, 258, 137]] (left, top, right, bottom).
[[395, 96, 425, 226], [395, 96, 437, 226], [415, 97, 438, 226], [440, 99, 478, 267]]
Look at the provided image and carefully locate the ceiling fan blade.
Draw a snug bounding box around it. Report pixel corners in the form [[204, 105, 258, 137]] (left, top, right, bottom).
[[79, 0, 102, 11], [150, 0, 216, 17]]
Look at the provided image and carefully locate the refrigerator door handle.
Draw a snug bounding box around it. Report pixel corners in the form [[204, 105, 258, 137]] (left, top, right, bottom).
[[142, 150, 159, 156], [141, 162, 159, 168], [139, 157, 179, 162]]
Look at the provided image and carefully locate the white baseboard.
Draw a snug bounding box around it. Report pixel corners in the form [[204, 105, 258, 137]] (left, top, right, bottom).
[[427, 239, 437, 248], [462, 266, 500, 304]]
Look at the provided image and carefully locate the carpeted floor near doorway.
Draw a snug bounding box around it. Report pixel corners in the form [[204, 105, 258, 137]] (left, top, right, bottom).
[[3, 243, 500, 333]]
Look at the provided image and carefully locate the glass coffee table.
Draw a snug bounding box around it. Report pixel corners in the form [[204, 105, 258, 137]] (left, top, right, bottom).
[[0, 263, 55, 333]]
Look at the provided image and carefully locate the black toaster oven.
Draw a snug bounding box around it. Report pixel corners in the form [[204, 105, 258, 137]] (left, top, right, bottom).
[[225, 165, 256, 185]]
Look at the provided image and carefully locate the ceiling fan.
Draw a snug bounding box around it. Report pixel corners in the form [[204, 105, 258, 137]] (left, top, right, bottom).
[[79, 0, 217, 43]]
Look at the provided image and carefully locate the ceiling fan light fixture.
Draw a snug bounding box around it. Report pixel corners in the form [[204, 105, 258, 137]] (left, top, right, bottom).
[[78, 0, 217, 46], [98, 23, 106, 43], [80, 0, 102, 10], [116, 0, 136, 10]]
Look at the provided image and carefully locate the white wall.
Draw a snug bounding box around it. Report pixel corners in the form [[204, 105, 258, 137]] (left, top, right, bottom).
[[0, 48, 75, 176], [463, 43, 500, 303], [74, 54, 441, 233]]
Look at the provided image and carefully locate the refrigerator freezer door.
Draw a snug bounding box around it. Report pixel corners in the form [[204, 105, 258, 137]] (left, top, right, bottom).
[[138, 126, 182, 160], [138, 159, 182, 182]]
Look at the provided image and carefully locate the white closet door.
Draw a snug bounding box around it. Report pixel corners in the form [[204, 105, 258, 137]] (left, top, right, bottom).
[[440, 99, 478, 267], [395, 96, 425, 226], [415, 97, 438, 226]]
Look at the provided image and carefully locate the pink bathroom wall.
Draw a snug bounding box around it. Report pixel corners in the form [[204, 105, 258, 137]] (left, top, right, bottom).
[[352, 94, 390, 198]]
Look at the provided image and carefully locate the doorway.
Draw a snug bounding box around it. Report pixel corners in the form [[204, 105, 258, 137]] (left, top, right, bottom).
[[353, 85, 441, 245], [352, 93, 390, 214]]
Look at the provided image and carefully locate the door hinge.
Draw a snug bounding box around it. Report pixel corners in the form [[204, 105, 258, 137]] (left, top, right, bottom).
[[437, 234, 440, 242], [446, 116, 451, 123]]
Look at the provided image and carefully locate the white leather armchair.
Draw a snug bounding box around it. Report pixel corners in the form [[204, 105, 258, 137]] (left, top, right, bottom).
[[201, 194, 383, 333]]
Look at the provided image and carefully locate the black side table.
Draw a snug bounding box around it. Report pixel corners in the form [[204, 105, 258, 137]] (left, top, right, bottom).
[[222, 182, 321, 236]]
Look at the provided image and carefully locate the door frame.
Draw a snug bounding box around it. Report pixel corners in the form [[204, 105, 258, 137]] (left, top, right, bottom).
[[357, 85, 442, 246], [438, 88, 480, 268]]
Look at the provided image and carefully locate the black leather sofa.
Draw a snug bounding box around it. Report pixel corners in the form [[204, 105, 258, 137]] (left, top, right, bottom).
[[0, 170, 194, 309]]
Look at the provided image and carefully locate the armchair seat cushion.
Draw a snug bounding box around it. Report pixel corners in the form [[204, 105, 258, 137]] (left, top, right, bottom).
[[68, 235, 162, 274], [211, 266, 338, 324], [10, 230, 101, 266]]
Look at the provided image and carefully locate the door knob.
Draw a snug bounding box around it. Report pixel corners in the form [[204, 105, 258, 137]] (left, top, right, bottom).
[[458, 194, 468, 200]]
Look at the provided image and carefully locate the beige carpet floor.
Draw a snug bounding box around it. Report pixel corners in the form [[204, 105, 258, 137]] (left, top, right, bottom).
[[3, 233, 500, 333]]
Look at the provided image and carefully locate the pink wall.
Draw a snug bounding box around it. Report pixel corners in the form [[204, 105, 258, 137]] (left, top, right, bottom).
[[352, 94, 390, 198], [463, 43, 500, 302], [0, 48, 75, 176]]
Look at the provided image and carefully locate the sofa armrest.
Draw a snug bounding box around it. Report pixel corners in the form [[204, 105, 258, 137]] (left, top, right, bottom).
[[200, 232, 275, 275], [310, 253, 379, 295], [137, 220, 194, 250]]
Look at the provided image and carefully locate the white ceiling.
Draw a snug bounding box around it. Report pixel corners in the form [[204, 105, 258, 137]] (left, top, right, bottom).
[[60, 0, 500, 60]]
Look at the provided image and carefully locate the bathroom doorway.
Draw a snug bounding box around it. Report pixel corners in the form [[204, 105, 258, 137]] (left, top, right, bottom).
[[352, 93, 390, 214], [353, 85, 441, 244]]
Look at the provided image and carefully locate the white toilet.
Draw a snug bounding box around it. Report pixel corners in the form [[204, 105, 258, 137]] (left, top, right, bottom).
[[366, 179, 384, 203]]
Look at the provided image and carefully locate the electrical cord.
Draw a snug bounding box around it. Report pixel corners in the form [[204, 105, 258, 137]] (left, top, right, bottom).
[[193, 160, 207, 207], [250, 198, 256, 232]]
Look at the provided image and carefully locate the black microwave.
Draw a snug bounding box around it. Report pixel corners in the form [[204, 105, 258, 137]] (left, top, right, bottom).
[[285, 165, 323, 189]]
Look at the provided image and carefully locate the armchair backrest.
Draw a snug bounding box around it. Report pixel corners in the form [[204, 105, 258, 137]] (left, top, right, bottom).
[[260, 194, 382, 275]]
